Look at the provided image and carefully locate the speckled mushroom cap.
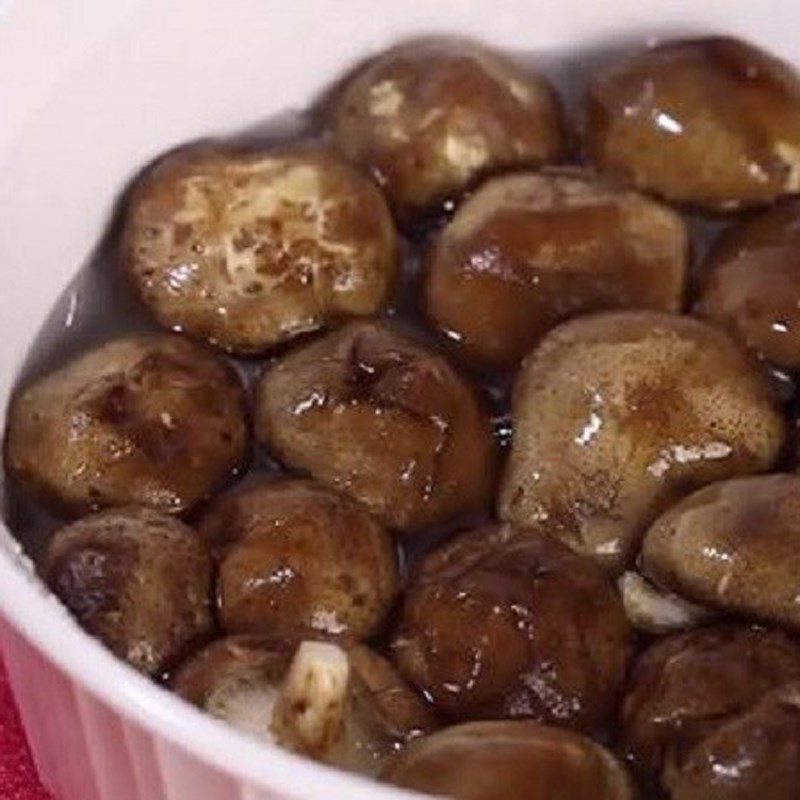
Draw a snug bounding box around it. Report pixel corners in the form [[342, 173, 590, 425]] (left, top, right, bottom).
[[44, 506, 213, 675], [330, 38, 566, 218], [499, 311, 784, 573], [4, 334, 248, 516], [122, 146, 397, 353]]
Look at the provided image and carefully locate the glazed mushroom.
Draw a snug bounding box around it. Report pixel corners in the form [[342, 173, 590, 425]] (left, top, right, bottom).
[[498, 311, 784, 573], [122, 146, 397, 353], [392, 523, 632, 733], [172, 637, 436, 775], [621, 625, 800, 779], [425, 170, 688, 369], [667, 682, 800, 800], [696, 199, 800, 370], [586, 37, 800, 210], [330, 38, 566, 219], [4, 335, 247, 516], [199, 478, 398, 640], [639, 474, 800, 633], [383, 720, 638, 800], [43, 507, 213, 675], [254, 321, 495, 532]]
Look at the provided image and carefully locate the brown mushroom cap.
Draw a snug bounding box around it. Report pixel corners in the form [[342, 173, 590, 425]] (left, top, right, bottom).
[[620, 625, 800, 778], [330, 38, 566, 219], [667, 682, 800, 800], [44, 507, 213, 675], [640, 474, 800, 632], [586, 37, 800, 210], [703, 197, 800, 267], [199, 478, 398, 640], [4, 334, 248, 517], [696, 199, 800, 370], [122, 146, 397, 353], [425, 170, 688, 369], [254, 321, 496, 532], [498, 311, 784, 573], [392, 523, 632, 732], [382, 720, 638, 800]]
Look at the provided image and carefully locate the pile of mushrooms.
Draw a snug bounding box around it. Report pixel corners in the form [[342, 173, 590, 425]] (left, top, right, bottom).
[[6, 33, 800, 800]]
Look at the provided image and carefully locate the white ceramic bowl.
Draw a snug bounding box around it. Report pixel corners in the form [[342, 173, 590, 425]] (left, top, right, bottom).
[[1, 2, 798, 798]]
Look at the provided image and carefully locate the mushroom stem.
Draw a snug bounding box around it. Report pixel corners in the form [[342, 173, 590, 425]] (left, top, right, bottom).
[[619, 571, 715, 634], [270, 641, 351, 760]]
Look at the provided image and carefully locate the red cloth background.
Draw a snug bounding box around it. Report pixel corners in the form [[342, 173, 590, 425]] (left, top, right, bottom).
[[0, 658, 52, 800]]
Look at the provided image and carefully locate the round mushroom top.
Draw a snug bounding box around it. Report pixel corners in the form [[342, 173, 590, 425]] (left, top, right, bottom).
[[587, 37, 800, 210], [254, 321, 496, 532], [383, 720, 637, 800], [331, 38, 566, 218], [499, 311, 784, 572], [4, 334, 248, 516], [425, 170, 688, 368], [122, 146, 397, 353], [199, 478, 399, 641], [44, 506, 213, 675], [392, 523, 632, 732]]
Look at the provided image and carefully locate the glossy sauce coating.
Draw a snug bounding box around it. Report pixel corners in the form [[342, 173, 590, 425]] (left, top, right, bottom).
[[123, 146, 397, 353], [621, 625, 800, 777], [641, 474, 800, 632], [392, 524, 632, 732], [254, 321, 496, 532], [4, 334, 248, 516], [696, 199, 800, 369], [499, 311, 784, 573], [425, 170, 688, 369], [44, 507, 213, 675], [383, 720, 638, 800], [587, 37, 800, 210], [199, 478, 398, 640], [667, 682, 800, 800], [331, 38, 566, 218]]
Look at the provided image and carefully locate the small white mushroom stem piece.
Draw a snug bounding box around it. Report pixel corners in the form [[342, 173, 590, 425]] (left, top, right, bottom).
[[619, 571, 716, 634], [270, 641, 352, 759]]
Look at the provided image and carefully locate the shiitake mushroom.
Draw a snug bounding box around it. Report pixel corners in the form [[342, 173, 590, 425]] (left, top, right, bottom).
[[425, 170, 688, 369], [172, 637, 436, 775], [499, 311, 784, 573], [392, 523, 632, 733], [254, 321, 495, 532], [639, 474, 800, 633], [667, 682, 800, 800], [199, 478, 398, 640], [586, 37, 800, 210], [696, 199, 800, 370], [383, 720, 638, 800], [122, 146, 397, 353], [330, 38, 567, 219], [621, 625, 800, 779], [43, 506, 213, 675], [4, 334, 247, 517]]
